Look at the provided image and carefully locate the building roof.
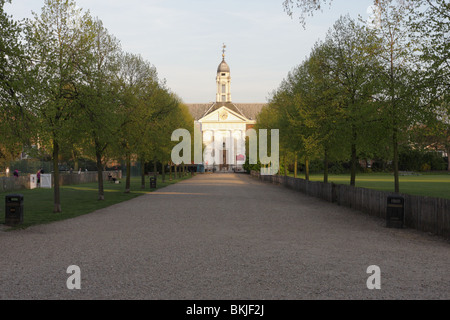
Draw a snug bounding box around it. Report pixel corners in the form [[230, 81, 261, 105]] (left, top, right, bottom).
[[217, 59, 230, 73], [233, 103, 267, 120], [186, 103, 214, 120]]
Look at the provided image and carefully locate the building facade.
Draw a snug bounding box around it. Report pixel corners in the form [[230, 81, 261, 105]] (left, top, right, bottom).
[[186, 50, 266, 172]]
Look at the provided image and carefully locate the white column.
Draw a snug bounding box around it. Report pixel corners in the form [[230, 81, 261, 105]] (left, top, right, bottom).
[[214, 130, 221, 166], [229, 130, 233, 166], [236, 130, 244, 164]]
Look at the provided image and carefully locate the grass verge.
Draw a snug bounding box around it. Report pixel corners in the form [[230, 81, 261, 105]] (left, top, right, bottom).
[[288, 173, 450, 200], [0, 175, 192, 230]]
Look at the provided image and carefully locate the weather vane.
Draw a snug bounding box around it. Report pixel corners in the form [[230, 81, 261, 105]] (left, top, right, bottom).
[[222, 43, 226, 59]]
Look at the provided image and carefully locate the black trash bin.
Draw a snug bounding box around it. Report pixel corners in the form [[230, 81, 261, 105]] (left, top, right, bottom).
[[5, 194, 24, 226], [386, 196, 404, 228], [150, 176, 157, 189]]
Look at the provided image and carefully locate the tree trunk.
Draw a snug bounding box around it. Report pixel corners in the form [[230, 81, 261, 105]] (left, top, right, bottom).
[[52, 141, 61, 213], [169, 164, 173, 181], [141, 160, 146, 189], [96, 149, 104, 201], [125, 154, 131, 193], [284, 154, 287, 177], [305, 156, 310, 181], [393, 128, 400, 193], [294, 154, 298, 179], [153, 160, 158, 180], [447, 148, 450, 172], [350, 142, 357, 187], [162, 161, 166, 183], [390, 44, 400, 193], [324, 148, 329, 184], [73, 150, 79, 172], [445, 146, 450, 171]]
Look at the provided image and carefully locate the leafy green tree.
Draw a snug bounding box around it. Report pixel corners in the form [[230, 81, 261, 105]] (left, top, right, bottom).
[[113, 52, 156, 192], [410, 0, 449, 171], [266, 17, 383, 184], [261, 56, 333, 181], [256, 91, 289, 176], [25, 0, 92, 212], [283, 0, 333, 26], [370, 0, 425, 192], [75, 17, 122, 200], [113, 52, 184, 193], [411, 101, 450, 171], [299, 41, 348, 183], [0, 0, 35, 170], [135, 86, 182, 189], [410, 0, 449, 94], [153, 100, 194, 182], [284, 62, 321, 181], [283, 0, 412, 27], [321, 16, 383, 186]]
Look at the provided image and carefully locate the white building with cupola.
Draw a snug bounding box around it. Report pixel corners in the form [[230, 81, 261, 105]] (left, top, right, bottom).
[[187, 47, 266, 172]]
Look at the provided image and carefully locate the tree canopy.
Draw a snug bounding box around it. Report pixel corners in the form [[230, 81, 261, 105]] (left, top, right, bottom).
[[0, 0, 193, 211], [262, 2, 449, 191]]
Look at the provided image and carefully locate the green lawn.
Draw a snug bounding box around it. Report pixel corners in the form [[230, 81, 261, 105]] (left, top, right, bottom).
[[290, 172, 450, 199], [0, 175, 191, 230]]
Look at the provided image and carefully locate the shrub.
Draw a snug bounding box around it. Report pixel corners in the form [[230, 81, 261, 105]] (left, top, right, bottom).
[[399, 149, 424, 171], [329, 162, 345, 174], [309, 160, 324, 173], [423, 152, 446, 171], [243, 158, 261, 174]]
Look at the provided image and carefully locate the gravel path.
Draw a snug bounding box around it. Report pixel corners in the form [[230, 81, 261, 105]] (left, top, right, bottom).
[[0, 173, 449, 300]]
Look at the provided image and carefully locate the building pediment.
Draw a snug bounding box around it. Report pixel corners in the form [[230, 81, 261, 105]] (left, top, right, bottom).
[[199, 106, 249, 123]]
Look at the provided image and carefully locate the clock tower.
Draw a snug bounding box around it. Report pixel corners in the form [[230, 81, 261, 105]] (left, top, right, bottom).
[[216, 44, 231, 103]]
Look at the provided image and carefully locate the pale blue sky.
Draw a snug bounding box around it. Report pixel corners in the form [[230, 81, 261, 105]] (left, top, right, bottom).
[[5, 0, 374, 103]]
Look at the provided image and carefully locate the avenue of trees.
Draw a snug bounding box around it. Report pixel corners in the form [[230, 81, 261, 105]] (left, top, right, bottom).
[[0, 0, 193, 211], [257, 0, 449, 193]]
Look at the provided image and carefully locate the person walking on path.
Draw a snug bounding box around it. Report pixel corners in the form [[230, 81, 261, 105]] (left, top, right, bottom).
[[37, 169, 42, 188]]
